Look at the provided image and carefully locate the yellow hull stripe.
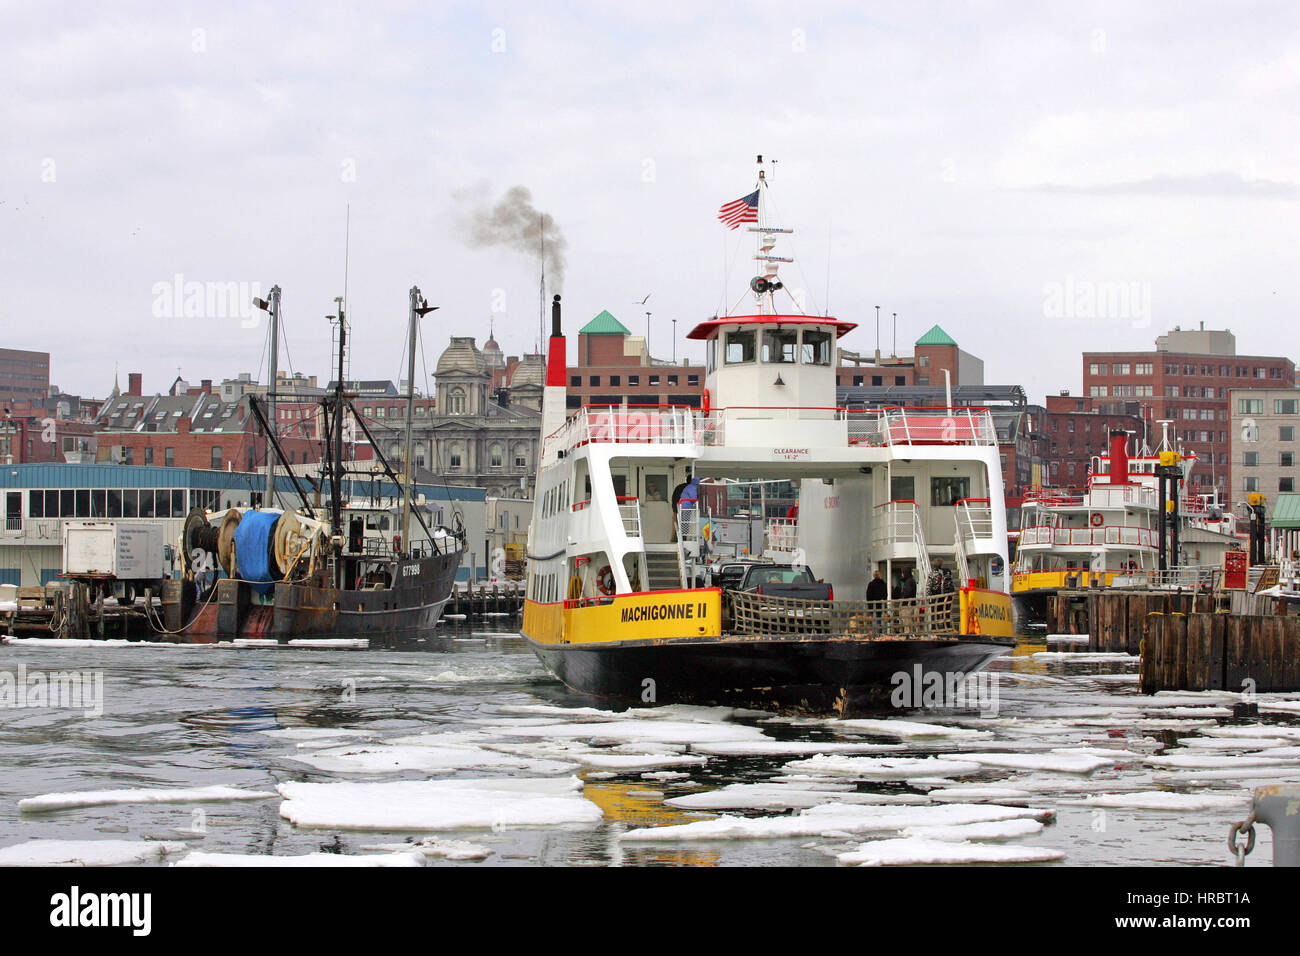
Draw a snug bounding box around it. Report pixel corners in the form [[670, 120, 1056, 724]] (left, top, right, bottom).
[[524, 590, 722, 646], [1012, 570, 1120, 593]]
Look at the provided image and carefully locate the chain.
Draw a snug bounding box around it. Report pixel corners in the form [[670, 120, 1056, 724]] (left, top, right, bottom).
[[1228, 813, 1256, 866]]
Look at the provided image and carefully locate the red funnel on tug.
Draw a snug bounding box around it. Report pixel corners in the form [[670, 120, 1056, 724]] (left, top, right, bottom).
[[1108, 429, 1129, 484]]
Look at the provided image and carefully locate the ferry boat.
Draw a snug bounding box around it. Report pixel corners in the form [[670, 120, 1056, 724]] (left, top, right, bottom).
[[160, 286, 466, 642], [520, 161, 1016, 716], [1012, 424, 1242, 622]]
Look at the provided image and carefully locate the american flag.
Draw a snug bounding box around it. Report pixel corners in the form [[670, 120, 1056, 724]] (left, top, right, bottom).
[[717, 190, 759, 229]]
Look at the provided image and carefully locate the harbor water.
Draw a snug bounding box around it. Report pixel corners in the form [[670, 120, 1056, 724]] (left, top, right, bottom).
[[1, 628, 1298, 867]]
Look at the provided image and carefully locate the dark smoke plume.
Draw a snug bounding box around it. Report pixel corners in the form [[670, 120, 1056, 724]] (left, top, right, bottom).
[[460, 185, 567, 290]]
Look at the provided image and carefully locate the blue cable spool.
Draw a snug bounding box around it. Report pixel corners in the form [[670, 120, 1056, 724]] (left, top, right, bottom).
[[232, 509, 283, 595]]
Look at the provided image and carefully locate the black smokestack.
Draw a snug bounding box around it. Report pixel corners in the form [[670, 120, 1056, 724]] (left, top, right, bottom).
[[551, 294, 561, 337], [460, 185, 567, 290]]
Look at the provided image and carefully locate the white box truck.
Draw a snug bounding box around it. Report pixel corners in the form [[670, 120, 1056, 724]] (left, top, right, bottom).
[[62, 520, 169, 604]]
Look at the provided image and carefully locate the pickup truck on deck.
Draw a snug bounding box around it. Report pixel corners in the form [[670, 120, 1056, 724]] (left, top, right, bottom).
[[734, 564, 833, 601], [721, 564, 834, 631]]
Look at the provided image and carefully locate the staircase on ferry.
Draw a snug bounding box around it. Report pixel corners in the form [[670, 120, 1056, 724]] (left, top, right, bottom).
[[644, 550, 683, 591]]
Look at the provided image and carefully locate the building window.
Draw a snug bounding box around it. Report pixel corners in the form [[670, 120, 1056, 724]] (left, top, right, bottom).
[[490, 444, 503, 468], [1135, 363, 1153, 375], [1244, 452, 1258, 467], [853, 376, 864, 386], [895, 376, 905, 386], [448, 388, 466, 415], [1283, 478, 1296, 493], [123, 447, 134, 465], [210, 446, 222, 469], [1276, 399, 1299, 415], [449, 449, 462, 469], [1244, 477, 1259, 492], [1239, 399, 1263, 414], [589, 376, 600, 386], [514, 447, 528, 469], [1283, 452, 1295, 468], [1282, 426, 1296, 442], [649, 375, 660, 386], [667, 374, 679, 386], [610, 376, 620, 387], [570, 376, 581, 387], [1113, 363, 1130, 375], [144, 447, 153, 465], [1089, 363, 1108, 375], [687, 375, 699, 386], [628, 375, 639, 387]]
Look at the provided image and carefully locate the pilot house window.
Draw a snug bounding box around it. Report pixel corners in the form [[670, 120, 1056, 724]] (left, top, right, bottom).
[[724, 330, 756, 365], [801, 330, 832, 366], [761, 329, 798, 364]]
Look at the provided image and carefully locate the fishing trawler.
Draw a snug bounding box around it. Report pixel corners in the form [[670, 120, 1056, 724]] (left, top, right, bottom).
[[160, 287, 466, 642], [520, 160, 1016, 715], [1012, 423, 1243, 622]]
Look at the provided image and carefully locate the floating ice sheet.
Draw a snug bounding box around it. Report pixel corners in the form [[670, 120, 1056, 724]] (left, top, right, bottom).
[[175, 851, 423, 867], [938, 751, 1116, 774], [492, 719, 769, 746], [0, 839, 187, 866], [691, 740, 905, 757], [1071, 791, 1251, 811], [619, 802, 1051, 842], [837, 837, 1063, 866], [283, 743, 577, 776], [925, 787, 1036, 804], [1145, 753, 1300, 770], [783, 755, 983, 780], [902, 818, 1044, 841], [832, 719, 993, 740], [19, 786, 276, 813], [359, 839, 491, 860], [277, 776, 603, 831], [665, 784, 931, 811]]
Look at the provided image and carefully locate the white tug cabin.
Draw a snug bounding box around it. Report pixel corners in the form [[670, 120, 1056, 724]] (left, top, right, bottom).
[[526, 160, 1010, 616]]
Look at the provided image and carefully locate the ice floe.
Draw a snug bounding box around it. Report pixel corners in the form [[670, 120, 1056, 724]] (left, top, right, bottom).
[[783, 755, 983, 780], [283, 742, 575, 776], [18, 786, 276, 813], [175, 851, 422, 866], [902, 818, 1045, 841], [359, 839, 491, 860], [1070, 791, 1251, 811], [1145, 753, 1300, 770], [619, 802, 1052, 842], [664, 784, 931, 811], [832, 719, 993, 739], [836, 837, 1063, 866], [277, 776, 603, 830], [937, 751, 1116, 774], [1031, 652, 1137, 662], [492, 719, 769, 746], [0, 839, 187, 866], [925, 787, 1036, 804], [691, 740, 905, 757]]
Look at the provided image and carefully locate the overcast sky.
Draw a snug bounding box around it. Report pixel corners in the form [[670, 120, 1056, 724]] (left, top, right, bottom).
[[4, 1, 1297, 405]]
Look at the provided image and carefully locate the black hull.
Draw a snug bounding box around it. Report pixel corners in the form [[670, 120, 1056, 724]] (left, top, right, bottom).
[[172, 547, 464, 644], [525, 633, 1014, 717]]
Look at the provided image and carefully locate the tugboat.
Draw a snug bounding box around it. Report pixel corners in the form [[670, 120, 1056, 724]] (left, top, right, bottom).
[[520, 159, 1016, 715], [160, 286, 466, 643]]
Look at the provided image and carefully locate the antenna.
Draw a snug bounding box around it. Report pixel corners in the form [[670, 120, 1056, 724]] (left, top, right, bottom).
[[343, 205, 350, 321]]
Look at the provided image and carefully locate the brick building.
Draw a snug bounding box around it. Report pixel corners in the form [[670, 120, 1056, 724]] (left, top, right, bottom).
[[566, 310, 705, 409], [1082, 326, 1295, 497], [1044, 392, 1147, 489], [835, 325, 984, 389], [0, 348, 50, 405]]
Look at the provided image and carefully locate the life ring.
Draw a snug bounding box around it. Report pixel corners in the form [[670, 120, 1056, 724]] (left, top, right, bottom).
[[568, 576, 582, 600], [1089, 512, 1104, 527], [596, 565, 616, 595], [702, 388, 711, 416]]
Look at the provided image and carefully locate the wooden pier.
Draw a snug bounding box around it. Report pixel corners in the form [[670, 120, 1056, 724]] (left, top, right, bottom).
[[1042, 587, 1300, 692], [443, 580, 525, 622]]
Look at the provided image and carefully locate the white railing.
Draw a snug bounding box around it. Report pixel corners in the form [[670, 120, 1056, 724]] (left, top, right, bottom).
[[872, 500, 931, 582], [875, 407, 997, 446], [765, 517, 799, 556], [955, 499, 994, 542], [1087, 484, 1159, 509], [546, 405, 698, 454], [1019, 525, 1157, 550], [618, 496, 642, 538], [678, 506, 700, 547], [952, 513, 971, 584], [546, 404, 997, 453]]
